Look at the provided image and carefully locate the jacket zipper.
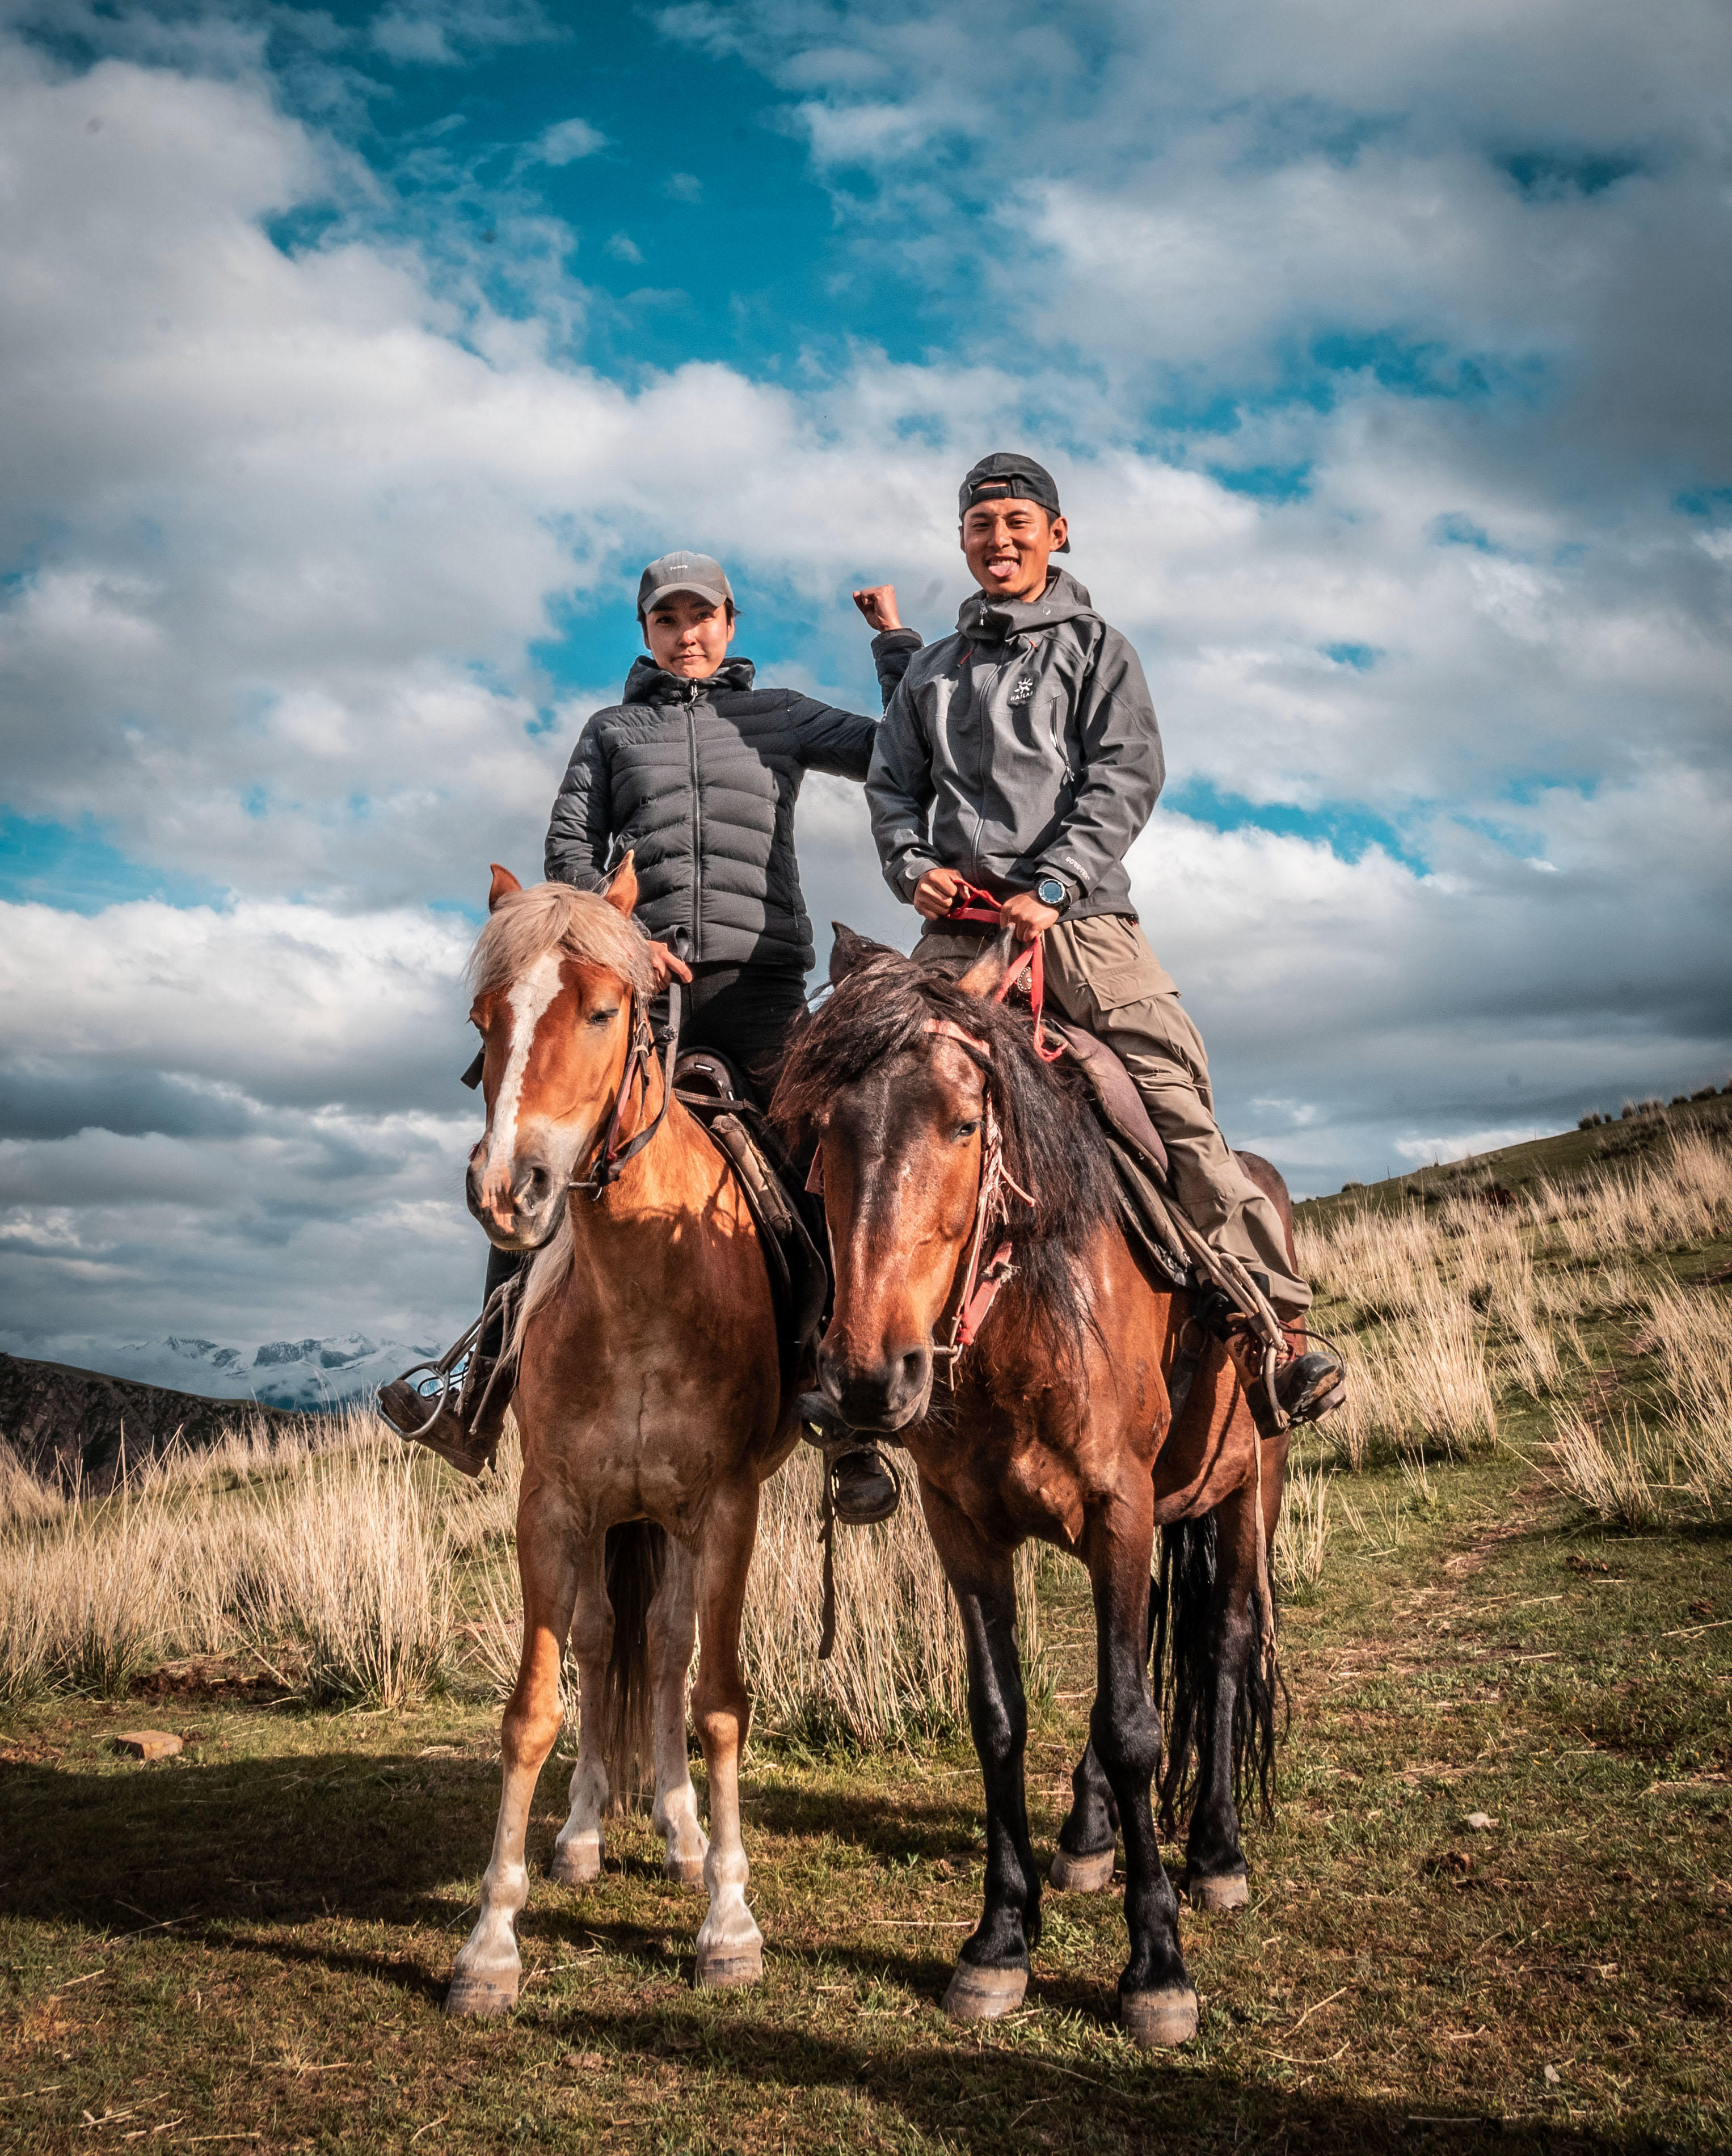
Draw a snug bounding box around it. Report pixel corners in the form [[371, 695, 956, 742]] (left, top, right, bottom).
[[686, 690, 703, 962]]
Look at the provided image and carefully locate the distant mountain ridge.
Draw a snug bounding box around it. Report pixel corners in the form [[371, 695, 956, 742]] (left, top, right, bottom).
[[104, 1331, 435, 1412]]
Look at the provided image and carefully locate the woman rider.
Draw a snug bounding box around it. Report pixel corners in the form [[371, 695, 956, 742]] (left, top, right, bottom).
[[380, 549, 920, 1525]]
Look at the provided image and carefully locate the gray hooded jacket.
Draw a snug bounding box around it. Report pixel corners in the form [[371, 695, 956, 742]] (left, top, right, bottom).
[[866, 569, 1165, 920]]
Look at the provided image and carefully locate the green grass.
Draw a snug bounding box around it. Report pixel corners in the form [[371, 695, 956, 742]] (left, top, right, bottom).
[[3, 1450, 1729, 2152]]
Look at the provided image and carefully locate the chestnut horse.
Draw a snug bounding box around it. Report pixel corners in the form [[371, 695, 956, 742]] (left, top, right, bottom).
[[773, 930, 1290, 2048], [445, 862, 797, 2014]]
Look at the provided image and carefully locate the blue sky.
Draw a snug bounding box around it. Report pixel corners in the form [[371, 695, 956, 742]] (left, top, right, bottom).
[[2, 0, 1729, 1368]]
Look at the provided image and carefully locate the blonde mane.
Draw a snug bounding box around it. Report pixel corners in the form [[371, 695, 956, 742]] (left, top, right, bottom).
[[467, 880, 657, 1003]]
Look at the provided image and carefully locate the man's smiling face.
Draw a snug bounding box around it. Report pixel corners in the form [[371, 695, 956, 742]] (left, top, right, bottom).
[[960, 497, 1068, 606]]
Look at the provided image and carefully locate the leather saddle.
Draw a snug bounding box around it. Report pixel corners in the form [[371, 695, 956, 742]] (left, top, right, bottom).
[[673, 1050, 828, 1377], [1045, 1018, 1188, 1288]]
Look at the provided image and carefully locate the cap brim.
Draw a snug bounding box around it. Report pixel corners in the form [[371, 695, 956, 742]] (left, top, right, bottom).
[[640, 581, 730, 614]]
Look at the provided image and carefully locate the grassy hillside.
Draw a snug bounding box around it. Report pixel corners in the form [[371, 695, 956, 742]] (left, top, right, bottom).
[[1297, 1086, 1732, 1227], [2, 1112, 1729, 2151]]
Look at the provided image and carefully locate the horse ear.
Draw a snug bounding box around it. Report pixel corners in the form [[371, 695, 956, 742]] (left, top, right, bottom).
[[487, 864, 522, 913], [605, 850, 639, 916], [957, 929, 1019, 998], [829, 922, 895, 983]]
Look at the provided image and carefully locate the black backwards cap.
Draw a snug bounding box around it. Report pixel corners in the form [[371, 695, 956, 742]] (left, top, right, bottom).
[[958, 452, 1070, 551]]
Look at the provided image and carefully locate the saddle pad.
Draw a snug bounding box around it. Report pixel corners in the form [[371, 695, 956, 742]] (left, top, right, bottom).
[[672, 1072, 827, 1376], [1046, 1018, 1170, 1183]]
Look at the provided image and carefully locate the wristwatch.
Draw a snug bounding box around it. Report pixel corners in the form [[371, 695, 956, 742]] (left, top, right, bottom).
[[1034, 875, 1068, 909]]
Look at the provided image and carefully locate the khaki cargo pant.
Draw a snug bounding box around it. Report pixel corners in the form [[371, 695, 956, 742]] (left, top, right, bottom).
[[913, 913, 1311, 1317]]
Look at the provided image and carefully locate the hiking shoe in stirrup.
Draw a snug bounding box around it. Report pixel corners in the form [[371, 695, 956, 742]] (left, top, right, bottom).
[[829, 1445, 901, 1526], [378, 1352, 511, 1479], [1221, 1326, 1346, 1437]]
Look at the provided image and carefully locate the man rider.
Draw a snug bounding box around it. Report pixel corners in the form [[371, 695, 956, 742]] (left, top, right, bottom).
[[382, 550, 916, 1523], [856, 453, 1345, 1429]]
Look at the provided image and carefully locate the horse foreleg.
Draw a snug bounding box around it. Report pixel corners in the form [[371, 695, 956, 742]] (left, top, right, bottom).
[[923, 1486, 1039, 2021], [1187, 1432, 1287, 1913], [1053, 1740, 1119, 1892], [449, 1503, 578, 2016], [1085, 1490, 1195, 2048], [690, 1478, 762, 1988], [647, 1537, 707, 1886], [550, 1534, 612, 1888]]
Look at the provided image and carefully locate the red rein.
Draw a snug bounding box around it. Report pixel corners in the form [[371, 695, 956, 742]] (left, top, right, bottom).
[[941, 880, 1065, 1064]]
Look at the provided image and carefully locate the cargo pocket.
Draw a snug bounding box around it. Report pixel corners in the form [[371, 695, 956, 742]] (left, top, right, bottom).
[[1089, 959, 1168, 1012]]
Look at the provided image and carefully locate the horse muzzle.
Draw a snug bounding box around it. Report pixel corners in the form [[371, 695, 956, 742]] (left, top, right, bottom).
[[466, 1148, 564, 1250], [815, 1336, 933, 1434]]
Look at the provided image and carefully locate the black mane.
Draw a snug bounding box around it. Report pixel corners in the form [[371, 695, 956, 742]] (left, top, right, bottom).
[[771, 946, 1122, 1364]]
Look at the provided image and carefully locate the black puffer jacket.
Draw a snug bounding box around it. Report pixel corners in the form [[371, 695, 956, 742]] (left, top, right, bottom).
[[545, 645, 915, 969]]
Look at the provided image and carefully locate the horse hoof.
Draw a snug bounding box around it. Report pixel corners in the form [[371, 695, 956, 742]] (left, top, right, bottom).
[[695, 1938, 762, 1989], [665, 1855, 706, 1888], [1188, 1870, 1248, 1912], [943, 1960, 1027, 2022], [549, 1841, 602, 1887], [1051, 1846, 1115, 1893], [1121, 1984, 1198, 2049], [445, 1968, 518, 2018]]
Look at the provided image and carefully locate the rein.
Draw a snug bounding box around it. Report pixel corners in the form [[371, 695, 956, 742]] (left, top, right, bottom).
[[568, 977, 683, 1201], [941, 880, 1065, 1064], [920, 1012, 1036, 1367]]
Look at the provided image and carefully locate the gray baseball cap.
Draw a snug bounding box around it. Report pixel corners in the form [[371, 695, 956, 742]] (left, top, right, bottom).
[[637, 550, 734, 620], [958, 453, 1070, 551]]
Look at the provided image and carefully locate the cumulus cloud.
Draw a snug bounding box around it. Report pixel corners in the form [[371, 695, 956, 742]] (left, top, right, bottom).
[[0, 0, 1727, 1364], [533, 115, 606, 166]]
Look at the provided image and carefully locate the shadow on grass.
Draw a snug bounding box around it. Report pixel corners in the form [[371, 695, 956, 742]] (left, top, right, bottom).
[[0, 1753, 1673, 2152]]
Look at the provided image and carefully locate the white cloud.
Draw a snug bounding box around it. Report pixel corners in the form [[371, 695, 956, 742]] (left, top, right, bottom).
[[533, 116, 606, 166], [1, 0, 1728, 1361], [605, 230, 644, 264]]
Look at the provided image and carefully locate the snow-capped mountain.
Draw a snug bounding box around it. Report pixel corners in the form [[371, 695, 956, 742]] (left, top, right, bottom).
[[101, 1331, 437, 1412]]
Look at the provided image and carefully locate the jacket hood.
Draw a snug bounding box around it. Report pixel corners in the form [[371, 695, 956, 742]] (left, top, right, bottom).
[[957, 567, 1095, 647], [621, 654, 757, 704]]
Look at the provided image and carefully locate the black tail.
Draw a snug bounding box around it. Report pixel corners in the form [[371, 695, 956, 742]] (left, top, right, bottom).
[[1151, 1511, 1284, 1836], [595, 1520, 667, 1809]]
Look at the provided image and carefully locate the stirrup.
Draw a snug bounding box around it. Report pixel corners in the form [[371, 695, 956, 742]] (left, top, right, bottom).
[[383, 1274, 520, 1448]]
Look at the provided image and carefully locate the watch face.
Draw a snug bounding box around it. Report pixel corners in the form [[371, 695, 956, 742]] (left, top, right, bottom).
[[1037, 878, 1066, 907]]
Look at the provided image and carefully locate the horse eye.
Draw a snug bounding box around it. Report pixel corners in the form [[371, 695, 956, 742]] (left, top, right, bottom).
[[589, 1007, 618, 1028], [954, 1119, 981, 1141]]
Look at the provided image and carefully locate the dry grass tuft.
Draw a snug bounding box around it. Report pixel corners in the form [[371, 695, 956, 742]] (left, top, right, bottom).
[[0, 1413, 457, 1707], [1272, 1463, 1331, 1600]]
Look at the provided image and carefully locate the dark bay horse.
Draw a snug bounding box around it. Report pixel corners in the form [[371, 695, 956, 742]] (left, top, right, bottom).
[[773, 930, 1291, 2048], [446, 862, 798, 2014]]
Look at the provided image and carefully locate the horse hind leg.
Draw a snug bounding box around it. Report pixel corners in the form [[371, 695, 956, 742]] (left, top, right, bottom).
[[1183, 1455, 1286, 1915], [449, 1513, 579, 2016], [647, 1538, 707, 1887], [1052, 1740, 1119, 1893], [550, 1533, 612, 1887]]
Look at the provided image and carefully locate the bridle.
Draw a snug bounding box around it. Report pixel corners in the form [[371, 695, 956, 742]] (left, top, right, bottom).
[[925, 1018, 1035, 1363], [566, 978, 682, 1201], [806, 923, 1042, 1368]]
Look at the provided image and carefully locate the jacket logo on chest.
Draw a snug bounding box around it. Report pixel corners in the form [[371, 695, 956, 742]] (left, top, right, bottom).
[[1008, 673, 1036, 704]]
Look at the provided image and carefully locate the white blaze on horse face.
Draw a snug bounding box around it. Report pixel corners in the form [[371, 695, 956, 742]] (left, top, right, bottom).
[[479, 952, 566, 1216]]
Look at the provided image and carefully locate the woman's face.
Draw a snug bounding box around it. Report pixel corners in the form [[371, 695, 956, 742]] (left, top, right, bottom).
[[643, 593, 736, 678]]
